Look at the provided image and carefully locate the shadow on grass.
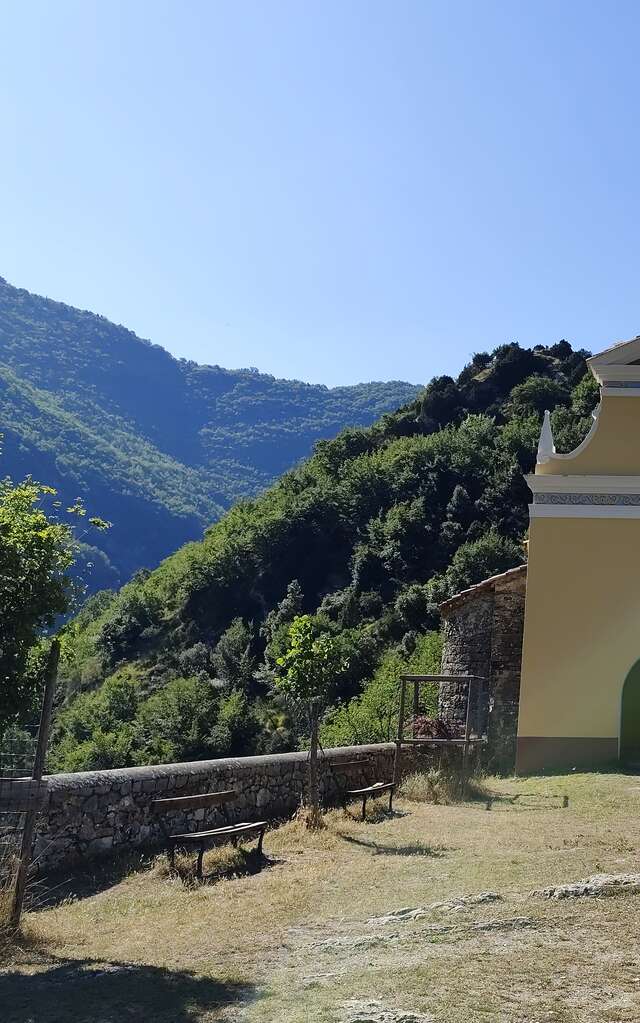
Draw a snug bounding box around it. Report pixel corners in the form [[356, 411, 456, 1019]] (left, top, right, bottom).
[[483, 792, 570, 812], [29, 849, 160, 910], [0, 955, 256, 1023], [337, 833, 448, 857], [341, 805, 410, 825], [31, 845, 279, 909], [175, 849, 282, 888]]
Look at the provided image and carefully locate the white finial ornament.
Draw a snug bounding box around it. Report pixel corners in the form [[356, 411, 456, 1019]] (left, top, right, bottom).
[[537, 410, 555, 464]]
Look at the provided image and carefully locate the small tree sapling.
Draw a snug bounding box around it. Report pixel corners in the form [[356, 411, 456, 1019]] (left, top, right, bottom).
[[275, 615, 345, 830]]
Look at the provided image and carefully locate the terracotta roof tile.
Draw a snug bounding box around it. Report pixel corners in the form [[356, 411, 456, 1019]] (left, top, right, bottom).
[[438, 563, 527, 615]]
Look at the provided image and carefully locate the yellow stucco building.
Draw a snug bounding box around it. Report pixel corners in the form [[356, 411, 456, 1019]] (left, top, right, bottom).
[[517, 336, 640, 772]]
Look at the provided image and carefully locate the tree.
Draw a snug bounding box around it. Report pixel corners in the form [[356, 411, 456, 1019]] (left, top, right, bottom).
[[0, 479, 75, 735], [571, 372, 600, 416], [508, 374, 570, 417], [0, 458, 111, 738], [428, 529, 523, 606], [261, 580, 304, 646], [274, 615, 346, 829], [211, 618, 257, 693]]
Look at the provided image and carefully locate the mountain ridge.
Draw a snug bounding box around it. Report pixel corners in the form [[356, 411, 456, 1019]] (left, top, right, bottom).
[[0, 276, 423, 590]]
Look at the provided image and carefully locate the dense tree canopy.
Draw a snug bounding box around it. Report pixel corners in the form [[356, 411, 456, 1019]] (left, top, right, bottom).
[[50, 338, 596, 771]]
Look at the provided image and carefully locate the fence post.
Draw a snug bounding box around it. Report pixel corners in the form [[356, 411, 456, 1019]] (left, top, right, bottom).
[[393, 678, 406, 788], [461, 677, 473, 799], [10, 639, 60, 931]]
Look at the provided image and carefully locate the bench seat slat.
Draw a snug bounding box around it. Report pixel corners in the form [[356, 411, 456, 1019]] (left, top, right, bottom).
[[168, 821, 267, 843], [346, 782, 394, 796]]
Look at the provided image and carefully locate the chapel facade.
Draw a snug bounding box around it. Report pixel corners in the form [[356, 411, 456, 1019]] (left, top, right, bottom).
[[439, 336, 640, 773]]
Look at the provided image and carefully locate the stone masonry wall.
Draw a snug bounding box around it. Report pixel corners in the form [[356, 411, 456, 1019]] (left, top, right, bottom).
[[486, 574, 527, 772], [438, 569, 527, 772], [438, 592, 494, 731], [34, 743, 419, 874]]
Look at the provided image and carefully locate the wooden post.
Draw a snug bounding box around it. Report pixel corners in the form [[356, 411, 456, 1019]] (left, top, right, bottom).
[[412, 680, 419, 737], [9, 639, 59, 931], [461, 676, 473, 799], [393, 678, 406, 787], [306, 706, 323, 830]]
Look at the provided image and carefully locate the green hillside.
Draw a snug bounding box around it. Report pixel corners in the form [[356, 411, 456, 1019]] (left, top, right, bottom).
[[51, 338, 599, 771], [0, 276, 421, 590]]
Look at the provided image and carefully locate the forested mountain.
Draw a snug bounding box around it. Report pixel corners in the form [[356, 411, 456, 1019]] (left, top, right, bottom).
[[0, 277, 421, 591], [51, 338, 599, 771]]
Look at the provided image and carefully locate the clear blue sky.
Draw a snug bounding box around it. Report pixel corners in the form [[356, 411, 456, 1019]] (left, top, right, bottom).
[[2, 1, 640, 386]]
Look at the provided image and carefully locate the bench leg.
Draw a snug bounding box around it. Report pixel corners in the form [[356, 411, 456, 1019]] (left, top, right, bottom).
[[196, 845, 205, 881], [388, 787, 394, 813], [362, 796, 367, 821], [257, 828, 265, 856]]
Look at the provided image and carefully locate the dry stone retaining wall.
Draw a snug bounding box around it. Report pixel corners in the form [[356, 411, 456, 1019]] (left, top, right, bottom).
[[35, 743, 417, 874]]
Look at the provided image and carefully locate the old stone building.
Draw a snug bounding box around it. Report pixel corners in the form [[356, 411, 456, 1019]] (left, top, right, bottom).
[[438, 564, 527, 772]]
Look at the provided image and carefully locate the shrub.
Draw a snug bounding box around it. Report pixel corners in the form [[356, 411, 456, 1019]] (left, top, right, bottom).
[[208, 689, 261, 757], [508, 374, 569, 417], [96, 587, 161, 666], [400, 767, 489, 804], [52, 726, 136, 772], [135, 676, 218, 764], [321, 632, 442, 747]]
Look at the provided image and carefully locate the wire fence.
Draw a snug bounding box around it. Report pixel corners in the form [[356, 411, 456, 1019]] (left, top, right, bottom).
[[0, 733, 37, 880]]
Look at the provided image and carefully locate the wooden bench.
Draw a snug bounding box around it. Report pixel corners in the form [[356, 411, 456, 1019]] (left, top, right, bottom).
[[344, 780, 395, 820], [325, 759, 396, 820], [151, 789, 267, 880]]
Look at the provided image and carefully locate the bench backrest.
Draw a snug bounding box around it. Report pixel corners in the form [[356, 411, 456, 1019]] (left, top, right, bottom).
[[151, 790, 236, 814], [325, 758, 374, 769], [0, 778, 48, 812]]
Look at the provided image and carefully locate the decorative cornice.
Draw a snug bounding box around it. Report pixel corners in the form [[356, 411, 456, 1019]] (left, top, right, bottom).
[[601, 383, 640, 397], [527, 472, 640, 518], [587, 335, 640, 373], [526, 474, 640, 495], [533, 493, 640, 506], [590, 364, 640, 385], [529, 504, 640, 519]]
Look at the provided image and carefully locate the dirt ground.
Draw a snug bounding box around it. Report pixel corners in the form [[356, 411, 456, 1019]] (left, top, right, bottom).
[[2, 770, 640, 1022]]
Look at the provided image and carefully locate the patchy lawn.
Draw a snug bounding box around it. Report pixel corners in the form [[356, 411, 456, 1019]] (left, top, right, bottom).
[[3, 771, 640, 1022]]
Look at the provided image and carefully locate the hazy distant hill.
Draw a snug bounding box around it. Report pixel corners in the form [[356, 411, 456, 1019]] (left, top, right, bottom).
[[0, 277, 422, 589]]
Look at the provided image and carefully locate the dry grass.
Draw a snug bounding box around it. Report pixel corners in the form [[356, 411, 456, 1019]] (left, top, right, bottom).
[[0, 849, 18, 953], [152, 843, 264, 887], [400, 766, 490, 804], [2, 771, 640, 1022]]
